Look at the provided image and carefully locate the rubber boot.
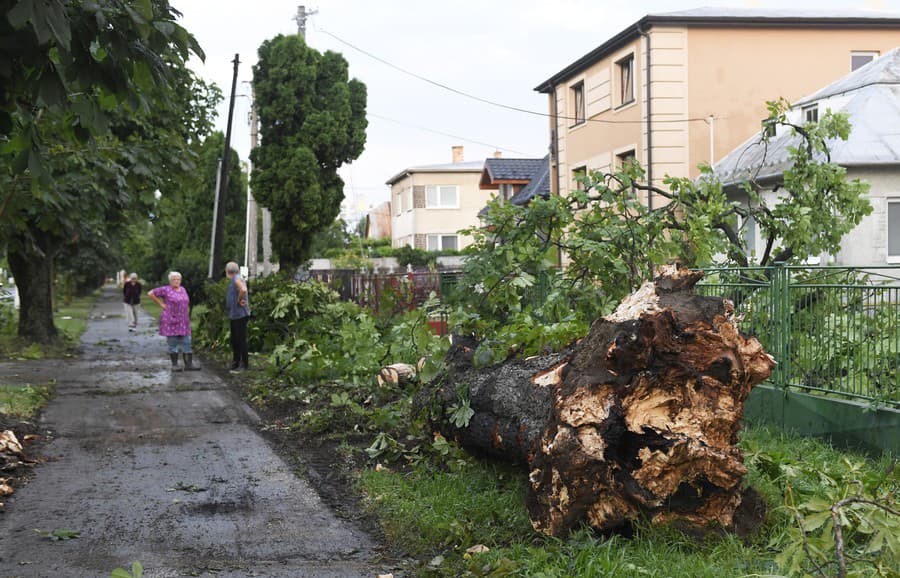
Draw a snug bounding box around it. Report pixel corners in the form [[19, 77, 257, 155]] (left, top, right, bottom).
[[183, 353, 201, 371], [170, 353, 180, 372]]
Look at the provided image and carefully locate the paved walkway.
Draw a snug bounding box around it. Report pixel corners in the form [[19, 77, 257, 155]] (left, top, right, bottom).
[[0, 287, 382, 577]]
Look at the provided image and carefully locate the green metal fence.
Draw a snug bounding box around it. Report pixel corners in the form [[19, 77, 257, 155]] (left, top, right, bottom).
[[697, 266, 900, 408]]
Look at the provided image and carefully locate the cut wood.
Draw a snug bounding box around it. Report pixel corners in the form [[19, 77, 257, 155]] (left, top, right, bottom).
[[434, 266, 775, 536], [377, 361, 422, 387]]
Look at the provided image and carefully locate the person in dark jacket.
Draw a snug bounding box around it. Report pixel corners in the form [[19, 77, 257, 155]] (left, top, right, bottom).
[[225, 261, 250, 371], [123, 273, 142, 331]]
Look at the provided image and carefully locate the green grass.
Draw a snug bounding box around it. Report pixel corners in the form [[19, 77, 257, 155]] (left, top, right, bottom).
[[141, 300, 162, 321], [357, 426, 899, 577], [55, 294, 96, 340], [0, 383, 53, 418], [0, 293, 95, 359]]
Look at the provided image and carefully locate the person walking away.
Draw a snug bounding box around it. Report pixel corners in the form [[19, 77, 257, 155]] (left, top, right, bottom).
[[147, 271, 200, 372], [225, 261, 250, 371], [123, 273, 142, 331]]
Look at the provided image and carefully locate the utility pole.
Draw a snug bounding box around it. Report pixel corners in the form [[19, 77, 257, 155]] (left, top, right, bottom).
[[212, 53, 240, 279], [208, 158, 223, 278], [254, 5, 316, 277], [244, 97, 258, 278]]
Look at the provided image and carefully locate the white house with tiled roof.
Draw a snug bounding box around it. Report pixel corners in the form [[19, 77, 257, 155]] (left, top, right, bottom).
[[713, 48, 900, 266]]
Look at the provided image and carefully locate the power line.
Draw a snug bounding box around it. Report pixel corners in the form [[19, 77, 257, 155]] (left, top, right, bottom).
[[369, 113, 535, 157], [313, 23, 712, 126]]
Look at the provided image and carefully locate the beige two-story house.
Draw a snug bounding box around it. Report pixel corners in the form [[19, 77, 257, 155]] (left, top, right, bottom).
[[534, 7, 900, 206], [387, 146, 490, 251]]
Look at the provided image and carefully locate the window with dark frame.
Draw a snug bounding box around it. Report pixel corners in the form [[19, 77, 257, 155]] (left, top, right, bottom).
[[618, 54, 635, 106], [573, 166, 587, 191], [572, 82, 585, 125], [803, 104, 819, 124], [616, 149, 636, 171]]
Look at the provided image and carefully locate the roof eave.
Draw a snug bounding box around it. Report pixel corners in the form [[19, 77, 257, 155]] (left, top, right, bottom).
[[535, 14, 900, 92]]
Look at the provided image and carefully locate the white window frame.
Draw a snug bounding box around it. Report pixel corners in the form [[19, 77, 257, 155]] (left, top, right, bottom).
[[850, 50, 879, 71], [406, 187, 413, 213], [888, 198, 900, 264], [395, 191, 402, 216], [425, 185, 459, 209], [426, 234, 458, 252]]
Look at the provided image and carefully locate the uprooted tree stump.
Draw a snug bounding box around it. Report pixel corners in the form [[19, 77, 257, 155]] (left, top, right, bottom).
[[433, 267, 775, 536]]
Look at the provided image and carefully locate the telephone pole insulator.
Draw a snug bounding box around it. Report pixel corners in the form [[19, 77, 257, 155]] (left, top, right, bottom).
[[294, 5, 318, 38]]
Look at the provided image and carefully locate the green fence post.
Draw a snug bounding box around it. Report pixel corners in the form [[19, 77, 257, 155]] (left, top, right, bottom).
[[770, 263, 792, 388]]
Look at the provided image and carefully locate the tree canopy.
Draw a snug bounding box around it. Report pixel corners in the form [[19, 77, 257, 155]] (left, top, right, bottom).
[[250, 34, 367, 271], [455, 102, 872, 361], [0, 0, 211, 342]]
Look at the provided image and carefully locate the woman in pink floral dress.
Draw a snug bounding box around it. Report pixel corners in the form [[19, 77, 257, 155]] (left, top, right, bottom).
[[147, 271, 200, 371]]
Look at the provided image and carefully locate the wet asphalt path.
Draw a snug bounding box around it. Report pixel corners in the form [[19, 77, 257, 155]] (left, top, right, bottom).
[[0, 287, 381, 577]]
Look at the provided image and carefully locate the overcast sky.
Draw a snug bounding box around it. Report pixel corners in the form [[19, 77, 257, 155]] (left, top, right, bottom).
[[178, 0, 898, 222]]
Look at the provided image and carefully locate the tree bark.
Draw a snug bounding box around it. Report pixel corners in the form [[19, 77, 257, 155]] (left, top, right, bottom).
[[435, 267, 775, 536], [8, 235, 59, 344]]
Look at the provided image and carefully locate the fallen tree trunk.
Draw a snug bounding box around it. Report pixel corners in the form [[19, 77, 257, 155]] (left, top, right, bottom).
[[434, 267, 775, 536]]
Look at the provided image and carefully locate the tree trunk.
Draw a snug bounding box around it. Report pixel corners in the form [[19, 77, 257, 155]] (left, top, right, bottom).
[[434, 267, 775, 536], [8, 236, 59, 344]]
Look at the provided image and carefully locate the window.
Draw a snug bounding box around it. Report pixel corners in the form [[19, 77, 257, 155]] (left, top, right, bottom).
[[425, 185, 458, 208], [500, 183, 515, 202], [406, 188, 413, 212], [803, 104, 818, 124], [761, 119, 776, 138], [395, 191, 402, 216], [851, 51, 879, 71], [572, 166, 587, 191], [427, 234, 458, 251], [571, 82, 585, 126], [616, 149, 636, 170], [740, 214, 757, 258], [889, 200, 900, 262], [617, 54, 635, 106]]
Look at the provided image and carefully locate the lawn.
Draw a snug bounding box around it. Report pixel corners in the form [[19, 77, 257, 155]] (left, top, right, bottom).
[[358, 426, 899, 578], [0, 293, 96, 359], [0, 383, 53, 419]]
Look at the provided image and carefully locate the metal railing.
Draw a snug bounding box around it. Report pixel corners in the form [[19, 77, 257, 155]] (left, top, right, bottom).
[[697, 266, 900, 407]]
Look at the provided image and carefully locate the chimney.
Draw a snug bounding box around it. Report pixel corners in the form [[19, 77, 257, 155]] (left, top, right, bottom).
[[493, 150, 502, 159], [452, 145, 464, 163]]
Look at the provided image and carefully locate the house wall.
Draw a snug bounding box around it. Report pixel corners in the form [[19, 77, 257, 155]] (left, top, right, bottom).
[[726, 167, 900, 266], [389, 171, 487, 250], [686, 28, 900, 174], [551, 37, 644, 198], [834, 167, 900, 266], [551, 24, 900, 201]]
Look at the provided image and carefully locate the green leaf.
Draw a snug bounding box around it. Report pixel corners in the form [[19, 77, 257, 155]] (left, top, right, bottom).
[[134, 0, 154, 20], [131, 561, 143, 578], [89, 39, 108, 62], [801, 510, 832, 533], [110, 570, 132, 578], [7, 0, 36, 30]]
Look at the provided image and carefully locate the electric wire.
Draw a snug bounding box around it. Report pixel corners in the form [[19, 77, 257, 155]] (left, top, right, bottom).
[[313, 23, 714, 126], [369, 113, 535, 157]]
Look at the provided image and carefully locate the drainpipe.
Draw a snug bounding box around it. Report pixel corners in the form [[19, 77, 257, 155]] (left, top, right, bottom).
[[637, 23, 652, 210], [550, 83, 563, 267]]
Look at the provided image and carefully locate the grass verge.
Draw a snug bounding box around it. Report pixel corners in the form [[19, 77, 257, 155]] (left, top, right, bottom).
[[0, 383, 54, 419], [0, 293, 95, 359], [357, 426, 898, 577]]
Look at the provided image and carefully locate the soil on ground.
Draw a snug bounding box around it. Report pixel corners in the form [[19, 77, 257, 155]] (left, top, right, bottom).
[[0, 287, 395, 578]]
